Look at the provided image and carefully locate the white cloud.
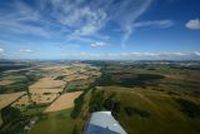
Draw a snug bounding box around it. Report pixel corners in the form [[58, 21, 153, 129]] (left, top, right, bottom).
[[121, 19, 174, 47], [60, 51, 200, 60], [134, 20, 174, 28], [118, 0, 153, 47], [72, 8, 107, 36], [185, 19, 200, 30], [0, 48, 4, 53], [0, 0, 175, 49], [90, 41, 107, 48], [0, 1, 54, 38], [120, 52, 160, 57], [19, 49, 32, 53], [0, 0, 155, 46]]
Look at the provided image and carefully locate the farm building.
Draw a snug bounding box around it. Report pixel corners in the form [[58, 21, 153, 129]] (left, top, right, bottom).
[[85, 111, 127, 134]]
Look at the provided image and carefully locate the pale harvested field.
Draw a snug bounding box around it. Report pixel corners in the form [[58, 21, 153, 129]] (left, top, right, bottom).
[[12, 95, 31, 107], [63, 75, 78, 82], [76, 74, 89, 80], [0, 92, 26, 109], [41, 65, 69, 71], [63, 69, 76, 75], [0, 80, 15, 85], [29, 88, 63, 94], [63, 73, 91, 82], [44, 91, 82, 113], [31, 94, 59, 104], [29, 77, 66, 104], [29, 77, 65, 90]]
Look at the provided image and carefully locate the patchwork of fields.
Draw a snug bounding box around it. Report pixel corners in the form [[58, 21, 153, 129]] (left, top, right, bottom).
[[70, 61, 200, 134], [29, 77, 66, 104], [0, 61, 200, 134], [0, 62, 100, 134], [0, 92, 26, 109]]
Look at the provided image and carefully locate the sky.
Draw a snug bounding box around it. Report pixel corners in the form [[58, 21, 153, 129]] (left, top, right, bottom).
[[0, 0, 200, 60]]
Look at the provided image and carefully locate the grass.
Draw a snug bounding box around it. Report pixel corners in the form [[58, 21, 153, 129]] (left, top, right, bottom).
[[30, 108, 73, 134], [23, 105, 47, 116], [72, 85, 200, 134], [0, 112, 3, 126], [97, 87, 200, 134]]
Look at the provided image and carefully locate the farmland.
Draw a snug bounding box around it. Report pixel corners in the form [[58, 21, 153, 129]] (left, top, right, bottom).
[[0, 80, 15, 86], [0, 92, 26, 110], [30, 109, 73, 134], [71, 61, 200, 134], [0, 61, 100, 134], [29, 77, 66, 104], [44, 91, 83, 113], [0, 60, 200, 134]]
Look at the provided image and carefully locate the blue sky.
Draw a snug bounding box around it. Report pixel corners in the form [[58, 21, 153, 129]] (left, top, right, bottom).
[[0, 0, 200, 60]]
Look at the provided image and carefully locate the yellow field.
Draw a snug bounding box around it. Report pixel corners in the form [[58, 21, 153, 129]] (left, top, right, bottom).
[[31, 94, 59, 104], [26, 64, 99, 105], [0, 92, 26, 109], [12, 95, 31, 107], [29, 77, 65, 89], [44, 91, 83, 113], [29, 88, 63, 94], [29, 77, 66, 104], [40, 65, 68, 70]]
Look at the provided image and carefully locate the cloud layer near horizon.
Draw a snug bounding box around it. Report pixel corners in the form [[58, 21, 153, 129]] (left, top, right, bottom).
[[57, 51, 200, 60]]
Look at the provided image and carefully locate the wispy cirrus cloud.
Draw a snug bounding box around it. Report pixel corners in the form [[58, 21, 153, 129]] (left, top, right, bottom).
[[120, 19, 174, 47], [134, 20, 174, 29], [113, 0, 153, 47], [0, 0, 179, 56], [0, 0, 172, 48]]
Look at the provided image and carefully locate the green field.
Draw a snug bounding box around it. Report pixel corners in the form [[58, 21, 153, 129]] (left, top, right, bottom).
[[97, 87, 200, 134], [71, 62, 200, 134], [0, 113, 3, 126], [31, 109, 73, 134], [0, 71, 42, 94], [72, 86, 200, 134]]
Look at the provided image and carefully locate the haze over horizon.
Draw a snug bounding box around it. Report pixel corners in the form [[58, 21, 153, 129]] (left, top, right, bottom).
[[0, 0, 200, 60]]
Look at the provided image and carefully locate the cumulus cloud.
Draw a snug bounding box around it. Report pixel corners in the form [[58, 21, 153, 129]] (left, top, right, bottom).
[[19, 49, 32, 53], [90, 41, 107, 48], [185, 19, 200, 30]]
